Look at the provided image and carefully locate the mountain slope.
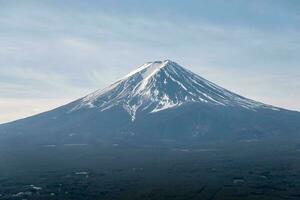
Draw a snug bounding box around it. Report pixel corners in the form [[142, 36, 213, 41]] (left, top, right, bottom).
[[0, 60, 299, 145]]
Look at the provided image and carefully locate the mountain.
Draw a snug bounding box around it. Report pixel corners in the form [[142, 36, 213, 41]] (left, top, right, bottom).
[[0, 60, 300, 145]]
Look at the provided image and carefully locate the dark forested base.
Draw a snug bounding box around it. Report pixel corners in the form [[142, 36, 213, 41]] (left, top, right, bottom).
[[1, 138, 300, 200]]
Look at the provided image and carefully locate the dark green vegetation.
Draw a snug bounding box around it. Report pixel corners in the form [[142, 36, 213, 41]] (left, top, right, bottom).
[[1, 139, 300, 200]]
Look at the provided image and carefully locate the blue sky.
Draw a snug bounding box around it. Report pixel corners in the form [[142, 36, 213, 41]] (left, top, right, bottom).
[[1, 0, 300, 123]]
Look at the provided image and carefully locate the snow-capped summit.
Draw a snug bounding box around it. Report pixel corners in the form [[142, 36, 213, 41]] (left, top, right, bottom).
[[71, 60, 278, 121]]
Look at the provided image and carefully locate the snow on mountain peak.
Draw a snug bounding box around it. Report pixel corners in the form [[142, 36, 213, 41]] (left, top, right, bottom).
[[70, 60, 279, 121], [123, 60, 170, 80]]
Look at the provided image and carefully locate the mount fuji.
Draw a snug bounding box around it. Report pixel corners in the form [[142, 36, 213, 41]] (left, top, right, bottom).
[[1, 60, 300, 145]]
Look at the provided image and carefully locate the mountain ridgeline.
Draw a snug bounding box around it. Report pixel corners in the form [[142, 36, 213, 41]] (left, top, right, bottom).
[[1, 60, 300, 145]]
